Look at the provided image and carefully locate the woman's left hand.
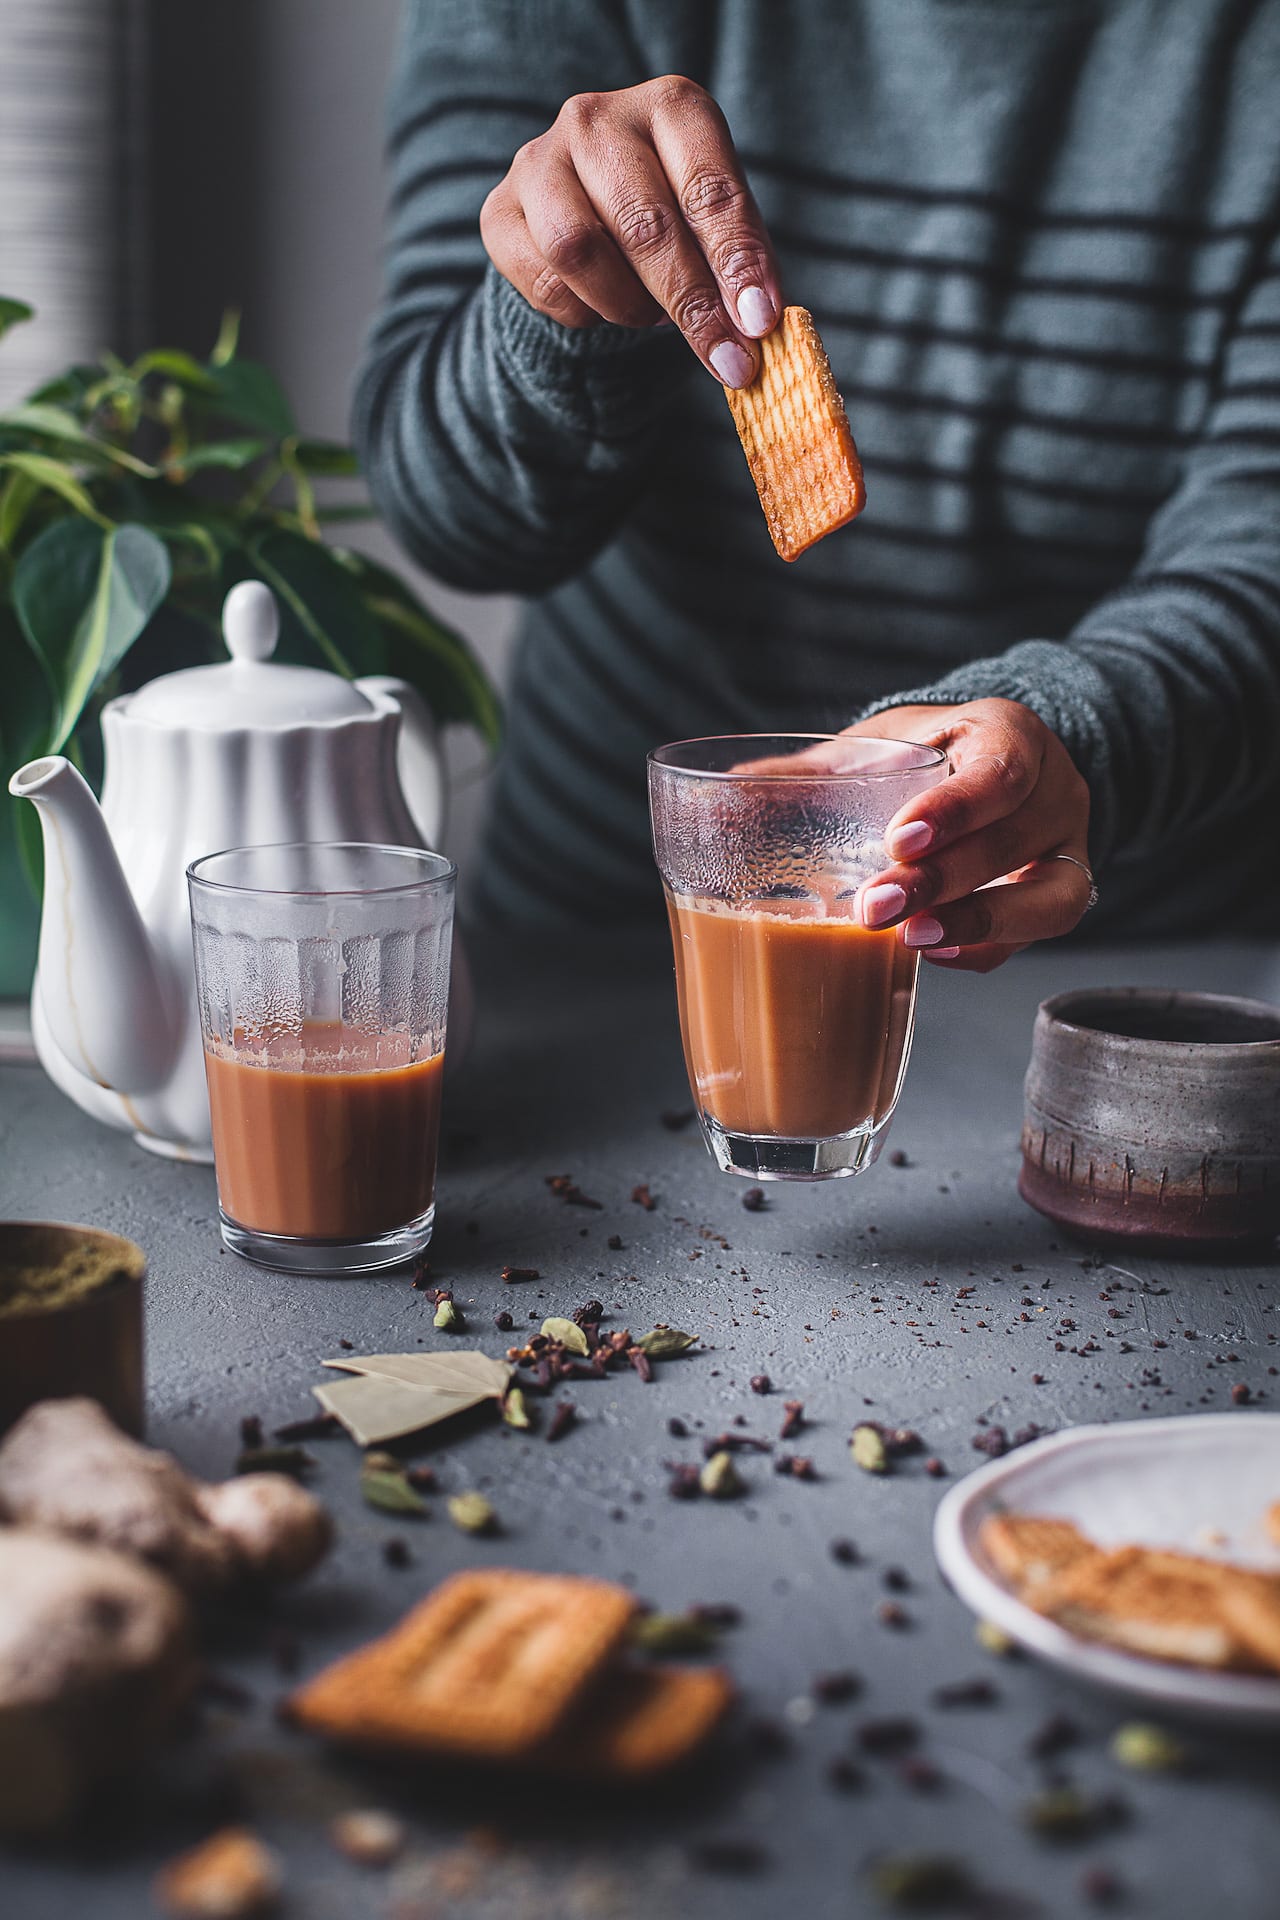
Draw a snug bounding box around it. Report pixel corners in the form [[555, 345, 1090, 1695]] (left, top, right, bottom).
[[846, 698, 1095, 973]]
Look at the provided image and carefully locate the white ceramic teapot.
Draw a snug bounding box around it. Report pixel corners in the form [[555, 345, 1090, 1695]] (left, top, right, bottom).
[[9, 581, 468, 1161]]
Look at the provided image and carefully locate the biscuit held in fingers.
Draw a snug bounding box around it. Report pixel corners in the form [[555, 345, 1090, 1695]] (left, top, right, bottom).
[[726, 306, 865, 560]]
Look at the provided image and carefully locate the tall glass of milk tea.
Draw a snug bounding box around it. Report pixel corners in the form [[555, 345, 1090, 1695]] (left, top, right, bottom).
[[649, 736, 947, 1181], [188, 843, 455, 1273]]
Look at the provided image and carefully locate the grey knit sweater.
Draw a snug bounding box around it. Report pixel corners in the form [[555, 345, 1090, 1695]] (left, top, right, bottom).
[[355, 0, 1280, 934]]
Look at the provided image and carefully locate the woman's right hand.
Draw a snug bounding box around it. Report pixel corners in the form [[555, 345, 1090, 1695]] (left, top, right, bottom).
[[480, 76, 782, 388]]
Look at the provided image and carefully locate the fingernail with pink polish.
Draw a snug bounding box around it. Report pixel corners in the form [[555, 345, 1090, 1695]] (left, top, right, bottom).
[[860, 882, 907, 929], [903, 916, 944, 948], [887, 820, 933, 860], [926, 946, 961, 960], [709, 340, 755, 388], [736, 286, 777, 336]]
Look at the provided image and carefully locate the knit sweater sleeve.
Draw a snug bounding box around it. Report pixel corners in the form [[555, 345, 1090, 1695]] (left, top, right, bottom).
[[351, 0, 690, 595], [860, 229, 1280, 875]]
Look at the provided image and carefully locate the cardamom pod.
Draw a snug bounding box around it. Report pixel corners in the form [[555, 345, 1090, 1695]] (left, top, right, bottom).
[[501, 1387, 532, 1430], [447, 1490, 497, 1535], [630, 1610, 720, 1655], [540, 1316, 589, 1356], [850, 1425, 888, 1473], [700, 1449, 745, 1498], [234, 1445, 315, 1478], [638, 1326, 698, 1359], [434, 1298, 464, 1332], [975, 1619, 1016, 1657], [869, 1856, 970, 1906], [360, 1468, 428, 1517], [1110, 1721, 1186, 1772]]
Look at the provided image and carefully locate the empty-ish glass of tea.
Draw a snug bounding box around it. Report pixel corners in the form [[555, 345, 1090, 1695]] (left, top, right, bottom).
[[649, 735, 947, 1181], [188, 843, 455, 1273]]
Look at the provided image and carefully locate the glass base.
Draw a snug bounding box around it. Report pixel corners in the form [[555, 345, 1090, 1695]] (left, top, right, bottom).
[[702, 1113, 892, 1181], [218, 1202, 435, 1275]]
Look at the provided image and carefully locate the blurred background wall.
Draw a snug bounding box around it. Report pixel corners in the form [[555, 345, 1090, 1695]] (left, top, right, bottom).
[[0, 0, 518, 873]]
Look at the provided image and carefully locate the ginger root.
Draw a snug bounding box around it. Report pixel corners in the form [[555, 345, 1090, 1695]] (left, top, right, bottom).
[[0, 1398, 331, 1591], [0, 1529, 196, 1835]]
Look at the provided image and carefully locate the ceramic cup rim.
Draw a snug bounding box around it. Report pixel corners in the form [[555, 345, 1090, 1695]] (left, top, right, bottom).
[[1037, 986, 1280, 1057], [187, 840, 457, 902], [648, 733, 948, 783]]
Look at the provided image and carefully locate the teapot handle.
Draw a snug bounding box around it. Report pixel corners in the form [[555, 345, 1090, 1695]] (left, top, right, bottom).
[[355, 676, 447, 850]]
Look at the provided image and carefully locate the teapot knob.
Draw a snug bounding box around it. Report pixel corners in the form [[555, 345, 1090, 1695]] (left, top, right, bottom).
[[222, 581, 279, 663]]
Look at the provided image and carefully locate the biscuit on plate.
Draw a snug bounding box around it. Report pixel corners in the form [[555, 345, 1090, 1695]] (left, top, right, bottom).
[[978, 1512, 1097, 1595]]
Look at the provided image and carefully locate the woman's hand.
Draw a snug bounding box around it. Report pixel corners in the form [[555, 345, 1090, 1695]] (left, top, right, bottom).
[[847, 699, 1095, 972], [480, 76, 781, 388]]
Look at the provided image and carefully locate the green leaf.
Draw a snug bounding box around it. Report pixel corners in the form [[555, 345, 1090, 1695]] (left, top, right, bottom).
[[210, 308, 241, 368], [0, 297, 33, 343], [13, 519, 171, 750], [203, 356, 296, 436], [0, 452, 111, 528], [288, 437, 359, 477], [247, 527, 382, 677], [0, 468, 39, 551], [164, 436, 270, 476], [340, 548, 501, 747], [0, 607, 54, 774], [129, 347, 220, 392], [1, 402, 158, 477], [23, 363, 103, 408]]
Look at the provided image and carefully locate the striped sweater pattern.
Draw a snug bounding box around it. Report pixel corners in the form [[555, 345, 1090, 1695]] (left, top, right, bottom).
[[355, 0, 1280, 934]]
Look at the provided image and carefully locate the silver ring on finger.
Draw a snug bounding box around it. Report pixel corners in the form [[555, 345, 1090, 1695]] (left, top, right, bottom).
[[1044, 851, 1099, 913]]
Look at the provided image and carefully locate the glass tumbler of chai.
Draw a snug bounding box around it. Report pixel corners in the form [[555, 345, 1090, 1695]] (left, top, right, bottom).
[[649, 735, 948, 1181], [188, 843, 455, 1274]]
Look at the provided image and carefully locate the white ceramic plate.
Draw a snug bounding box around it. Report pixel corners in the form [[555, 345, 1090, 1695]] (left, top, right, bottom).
[[933, 1414, 1280, 1724]]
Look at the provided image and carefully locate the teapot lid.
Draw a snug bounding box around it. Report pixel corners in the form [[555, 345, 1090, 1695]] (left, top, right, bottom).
[[119, 582, 374, 728]]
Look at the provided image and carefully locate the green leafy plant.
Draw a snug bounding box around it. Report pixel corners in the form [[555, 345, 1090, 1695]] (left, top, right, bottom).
[[0, 298, 500, 919]]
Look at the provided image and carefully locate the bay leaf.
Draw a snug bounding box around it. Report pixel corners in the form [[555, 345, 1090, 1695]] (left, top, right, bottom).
[[314, 1373, 492, 1447]]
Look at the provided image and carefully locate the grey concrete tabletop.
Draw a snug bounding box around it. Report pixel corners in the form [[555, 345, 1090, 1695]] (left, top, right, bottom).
[[2, 931, 1280, 1920]]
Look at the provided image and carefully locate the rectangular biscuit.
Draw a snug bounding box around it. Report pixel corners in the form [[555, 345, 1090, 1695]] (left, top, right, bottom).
[[726, 305, 865, 561], [1214, 1567, 1280, 1673], [1030, 1545, 1266, 1672], [978, 1513, 1097, 1596], [286, 1569, 637, 1760], [539, 1663, 734, 1779]]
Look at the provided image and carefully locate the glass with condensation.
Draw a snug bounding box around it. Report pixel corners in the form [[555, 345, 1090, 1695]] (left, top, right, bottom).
[[188, 843, 455, 1273], [649, 735, 947, 1181]]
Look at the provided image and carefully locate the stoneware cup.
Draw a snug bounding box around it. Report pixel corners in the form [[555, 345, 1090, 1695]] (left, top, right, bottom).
[[0, 1222, 146, 1434], [1019, 988, 1280, 1252]]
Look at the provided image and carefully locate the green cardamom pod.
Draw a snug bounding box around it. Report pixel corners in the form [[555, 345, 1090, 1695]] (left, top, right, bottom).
[[638, 1326, 698, 1359], [447, 1490, 497, 1535], [1110, 1721, 1186, 1772], [501, 1387, 532, 1430], [700, 1450, 745, 1498], [869, 1856, 970, 1906], [850, 1425, 888, 1473], [360, 1468, 428, 1517], [234, 1445, 315, 1478], [434, 1298, 463, 1331], [540, 1316, 589, 1355], [630, 1610, 719, 1655]]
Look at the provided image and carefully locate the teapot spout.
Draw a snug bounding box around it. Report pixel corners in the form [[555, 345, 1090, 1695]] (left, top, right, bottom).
[[9, 756, 178, 1095]]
